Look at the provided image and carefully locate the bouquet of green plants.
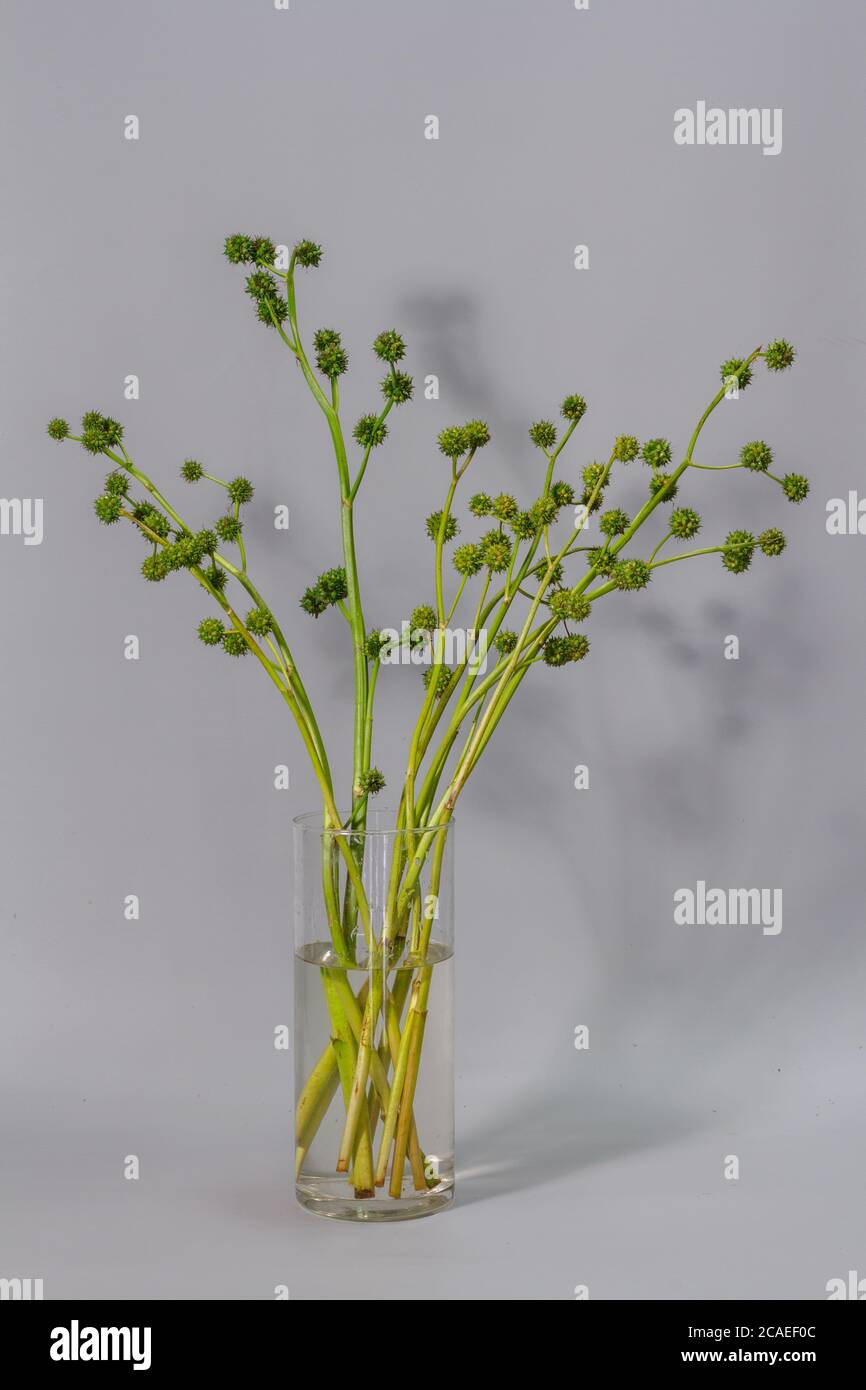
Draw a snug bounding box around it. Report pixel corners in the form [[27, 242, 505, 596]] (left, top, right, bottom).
[[47, 234, 806, 1205]]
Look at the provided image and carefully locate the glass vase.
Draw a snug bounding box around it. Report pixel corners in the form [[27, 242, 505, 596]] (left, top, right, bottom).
[[293, 811, 455, 1222]]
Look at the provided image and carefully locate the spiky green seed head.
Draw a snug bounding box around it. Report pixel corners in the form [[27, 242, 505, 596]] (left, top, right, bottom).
[[172, 533, 211, 569], [463, 420, 491, 451], [222, 631, 248, 657], [245, 269, 279, 300], [215, 515, 243, 543], [764, 339, 796, 372], [613, 434, 639, 463], [582, 462, 607, 493], [425, 510, 459, 542], [421, 665, 452, 696], [720, 357, 753, 391], [640, 438, 672, 469], [495, 630, 518, 654], [80, 412, 124, 454], [411, 604, 437, 632], [366, 629, 391, 661], [381, 370, 413, 405], [300, 585, 328, 618], [251, 237, 276, 267], [561, 394, 587, 423], [600, 507, 630, 537], [549, 588, 592, 622], [438, 425, 468, 459], [132, 502, 171, 539], [480, 530, 512, 572], [586, 547, 618, 578], [453, 542, 484, 577], [782, 473, 809, 504], [758, 527, 786, 557], [227, 476, 254, 506], [360, 768, 386, 795], [255, 294, 288, 328], [319, 567, 348, 604], [511, 511, 537, 540], [529, 420, 557, 450], [47, 417, 70, 441], [204, 563, 227, 592], [224, 234, 255, 264], [550, 481, 575, 507], [669, 507, 701, 540], [373, 330, 406, 364], [543, 633, 590, 666], [492, 494, 518, 522], [104, 471, 128, 497], [469, 492, 493, 517], [740, 440, 772, 473], [294, 240, 323, 268], [649, 470, 678, 501], [721, 529, 755, 574], [534, 559, 564, 587], [313, 328, 348, 378], [353, 414, 388, 449], [198, 617, 225, 646], [613, 558, 652, 591], [246, 605, 273, 636], [141, 551, 171, 582], [181, 459, 204, 483], [94, 493, 122, 524], [530, 495, 559, 529]]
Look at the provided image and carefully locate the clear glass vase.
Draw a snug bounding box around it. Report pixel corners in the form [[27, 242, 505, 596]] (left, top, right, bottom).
[[293, 811, 455, 1222]]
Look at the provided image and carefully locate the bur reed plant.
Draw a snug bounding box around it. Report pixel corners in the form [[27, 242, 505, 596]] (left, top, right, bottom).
[[48, 234, 806, 1205]]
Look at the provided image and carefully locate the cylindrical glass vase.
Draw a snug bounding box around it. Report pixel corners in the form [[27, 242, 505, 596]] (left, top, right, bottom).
[[293, 811, 455, 1222]]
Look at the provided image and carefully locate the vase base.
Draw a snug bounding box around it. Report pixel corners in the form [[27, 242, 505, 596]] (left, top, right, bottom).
[[295, 1176, 454, 1222]]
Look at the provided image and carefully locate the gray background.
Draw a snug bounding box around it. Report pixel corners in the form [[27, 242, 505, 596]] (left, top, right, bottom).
[[1, 0, 864, 1300]]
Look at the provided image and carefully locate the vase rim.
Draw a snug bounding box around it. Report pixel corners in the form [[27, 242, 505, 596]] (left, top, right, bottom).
[[292, 808, 455, 838]]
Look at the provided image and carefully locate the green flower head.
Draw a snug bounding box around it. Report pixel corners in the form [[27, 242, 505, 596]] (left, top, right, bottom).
[[649, 470, 678, 501], [640, 438, 672, 470], [245, 269, 279, 301], [422, 665, 452, 695], [104, 471, 128, 498], [373, 330, 406, 364], [215, 515, 243, 543], [561, 394, 587, 423], [529, 420, 557, 450], [494, 630, 518, 654], [582, 462, 607, 493], [587, 548, 617, 578], [255, 294, 288, 328], [469, 492, 493, 517], [600, 507, 630, 538], [353, 414, 389, 449], [782, 473, 809, 504], [740, 440, 773, 473], [613, 558, 652, 591], [411, 604, 437, 632], [181, 459, 205, 482], [318, 567, 348, 604], [360, 768, 386, 795], [47, 417, 70, 441], [549, 588, 591, 622], [204, 563, 227, 592], [551, 481, 575, 507], [251, 237, 277, 267], [222, 631, 249, 657], [492, 494, 518, 522], [314, 327, 349, 379], [425, 510, 459, 542], [543, 633, 590, 666], [453, 542, 484, 577], [132, 502, 171, 539], [80, 412, 124, 454], [381, 370, 413, 405], [294, 240, 323, 268], [669, 507, 701, 540], [613, 434, 639, 463], [246, 605, 273, 636], [93, 493, 122, 525], [438, 425, 468, 459], [720, 357, 753, 391], [510, 511, 536, 540], [764, 339, 796, 372], [530, 496, 558, 529], [480, 530, 512, 572], [198, 617, 225, 646], [224, 234, 255, 264], [227, 476, 254, 506], [721, 529, 755, 574], [141, 551, 171, 582], [758, 527, 786, 557]]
